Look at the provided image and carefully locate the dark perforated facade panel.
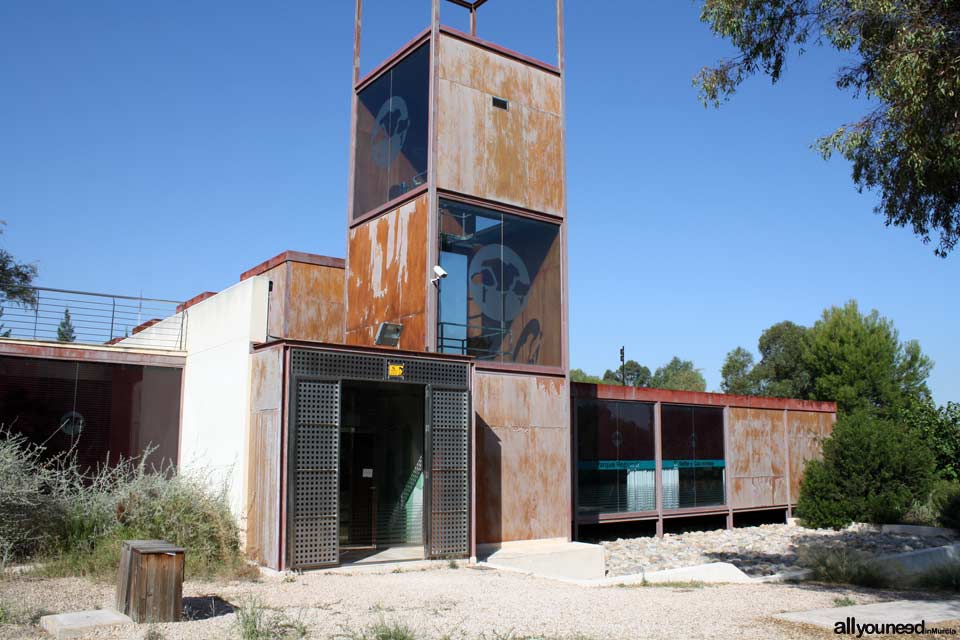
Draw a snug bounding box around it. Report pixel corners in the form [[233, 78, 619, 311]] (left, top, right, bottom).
[[291, 380, 340, 568], [429, 389, 470, 557], [290, 349, 468, 389]]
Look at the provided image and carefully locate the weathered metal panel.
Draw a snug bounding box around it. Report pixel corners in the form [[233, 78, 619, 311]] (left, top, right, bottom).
[[245, 346, 283, 569], [438, 33, 561, 115], [727, 407, 787, 509], [571, 382, 838, 414], [523, 106, 564, 215], [0, 339, 185, 368], [345, 193, 428, 351], [436, 33, 564, 217], [286, 262, 344, 343], [474, 371, 569, 543], [787, 410, 836, 501]]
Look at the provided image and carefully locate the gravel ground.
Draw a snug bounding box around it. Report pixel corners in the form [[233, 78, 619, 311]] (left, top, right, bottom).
[[0, 562, 918, 640], [603, 524, 956, 577]]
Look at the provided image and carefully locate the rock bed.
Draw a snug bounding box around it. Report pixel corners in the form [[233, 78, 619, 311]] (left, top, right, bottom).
[[603, 524, 955, 577]]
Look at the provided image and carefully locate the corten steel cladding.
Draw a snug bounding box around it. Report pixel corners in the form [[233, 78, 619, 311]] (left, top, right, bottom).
[[475, 372, 570, 544], [346, 195, 429, 351], [435, 33, 564, 218], [728, 408, 788, 510], [240, 252, 346, 344]]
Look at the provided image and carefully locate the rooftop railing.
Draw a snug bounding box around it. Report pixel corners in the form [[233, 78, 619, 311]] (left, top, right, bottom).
[[0, 287, 185, 351]]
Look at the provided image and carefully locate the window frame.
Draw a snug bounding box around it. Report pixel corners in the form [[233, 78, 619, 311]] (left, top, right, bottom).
[[436, 193, 564, 370]]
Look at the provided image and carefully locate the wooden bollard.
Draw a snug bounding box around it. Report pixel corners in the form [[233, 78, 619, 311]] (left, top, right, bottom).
[[116, 540, 185, 623]]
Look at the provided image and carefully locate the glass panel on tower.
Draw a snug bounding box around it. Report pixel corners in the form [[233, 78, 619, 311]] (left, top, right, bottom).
[[438, 199, 561, 367], [353, 43, 430, 219]]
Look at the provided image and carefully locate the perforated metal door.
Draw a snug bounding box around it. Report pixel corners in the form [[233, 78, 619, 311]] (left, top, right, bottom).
[[291, 380, 340, 568], [427, 388, 469, 557]]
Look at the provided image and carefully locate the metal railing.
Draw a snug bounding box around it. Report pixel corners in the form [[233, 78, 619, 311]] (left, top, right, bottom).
[[0, 286, 185, 351], [437, 321, 509, 359]]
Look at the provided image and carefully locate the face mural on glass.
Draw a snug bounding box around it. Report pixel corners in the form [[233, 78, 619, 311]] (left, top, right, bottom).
[[371, 96, 409, 169], [438, 199, 560, 366], [353, 44, 429, 218]]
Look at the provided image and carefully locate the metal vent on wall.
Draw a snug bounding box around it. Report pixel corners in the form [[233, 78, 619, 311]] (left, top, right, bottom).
[[291, 380, 340, 568], [290, 349, 469, 390], [429, 389, 470, 557]]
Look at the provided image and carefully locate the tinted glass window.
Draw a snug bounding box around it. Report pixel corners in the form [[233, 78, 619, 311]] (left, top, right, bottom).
[[437, 199, 562, 366], [661, 405, 726, 509], [576, 399, 655, 515], [353, 44, 430, 218]]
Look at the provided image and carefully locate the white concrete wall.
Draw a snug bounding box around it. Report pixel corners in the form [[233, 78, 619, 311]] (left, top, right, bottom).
[[177, 277, 269, 516], [115, 313, 186, 350]]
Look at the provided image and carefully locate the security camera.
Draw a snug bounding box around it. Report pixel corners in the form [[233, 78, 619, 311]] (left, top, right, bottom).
[[431, 265, 448, 285]]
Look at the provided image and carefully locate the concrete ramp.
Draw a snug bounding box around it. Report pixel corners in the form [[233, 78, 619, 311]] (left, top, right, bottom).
[[479, 540, 606, 580]]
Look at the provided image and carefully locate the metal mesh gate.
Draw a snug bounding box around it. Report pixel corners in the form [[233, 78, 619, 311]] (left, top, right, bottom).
[[291, 380, 340, 568], [287, 348, 471, 567], [428, 389, 470, 557]]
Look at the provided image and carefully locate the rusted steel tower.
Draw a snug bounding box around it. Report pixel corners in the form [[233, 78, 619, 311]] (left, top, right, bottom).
[[344, 1, 571, 546]]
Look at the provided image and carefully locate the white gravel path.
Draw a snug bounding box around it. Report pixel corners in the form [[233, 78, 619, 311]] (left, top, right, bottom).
[[0, 562, 913, 640]]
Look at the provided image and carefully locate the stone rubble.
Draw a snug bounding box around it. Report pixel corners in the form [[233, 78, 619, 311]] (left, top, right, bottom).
[[603, 523, 954, 577]]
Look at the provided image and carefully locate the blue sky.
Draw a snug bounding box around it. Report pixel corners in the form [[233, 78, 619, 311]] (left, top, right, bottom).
[[1, 1, 956, 403]]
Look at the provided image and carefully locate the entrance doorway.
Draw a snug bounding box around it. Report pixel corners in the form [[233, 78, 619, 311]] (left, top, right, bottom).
[[286, 347, 471, 570], [339, 381, 425, 555]]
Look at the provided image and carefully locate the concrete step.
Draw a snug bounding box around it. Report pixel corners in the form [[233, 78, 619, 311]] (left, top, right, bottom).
[[40, 609, 133, 639]]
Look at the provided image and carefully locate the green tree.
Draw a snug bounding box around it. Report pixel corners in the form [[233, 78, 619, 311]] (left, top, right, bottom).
[[696, 1, 960, 256], [650, 357, 707, 392], [720, 347, 758, 395], [570, 368, 603, 384], [602, 360, 651, 387], [899, 400, 960, 482], [57, 308, 76, 343], [752, 321, 813, 398], [0, 222, 38, 336], [804, 301, 932, 415], [797, 411, 936, 528]]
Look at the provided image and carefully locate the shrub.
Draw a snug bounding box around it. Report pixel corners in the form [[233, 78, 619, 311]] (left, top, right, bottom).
[[904, 479, 960, 526], [940, 492, 960, 531], [0, 428, 249, 580], [899, 400, 960, 482], [0, 430, 63, 559], [796, 411, 936, 529], [796, 546, 892, 589], [912, 562, 960, 592]]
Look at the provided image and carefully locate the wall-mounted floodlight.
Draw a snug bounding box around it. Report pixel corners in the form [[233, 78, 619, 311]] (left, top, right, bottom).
[[431, 265, 448, 286], [375, 322, 404, 347]]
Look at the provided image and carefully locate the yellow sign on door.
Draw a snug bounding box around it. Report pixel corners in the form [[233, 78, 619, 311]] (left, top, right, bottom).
[[388, 363, 405, 378]]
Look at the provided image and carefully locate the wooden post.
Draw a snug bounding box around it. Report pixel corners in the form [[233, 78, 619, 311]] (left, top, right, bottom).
[[116, 540, 185, 624]]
